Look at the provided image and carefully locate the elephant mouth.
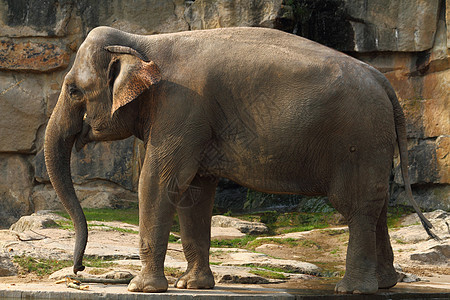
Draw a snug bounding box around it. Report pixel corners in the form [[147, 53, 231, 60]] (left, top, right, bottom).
[[75, 123, 91, 152]]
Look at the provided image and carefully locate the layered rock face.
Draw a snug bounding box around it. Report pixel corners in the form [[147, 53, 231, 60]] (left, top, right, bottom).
[[0, 0, 448, 227]]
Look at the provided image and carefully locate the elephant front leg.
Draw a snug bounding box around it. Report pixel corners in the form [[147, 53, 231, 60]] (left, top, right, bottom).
[[127, 173, 176, 293], [175, 175, 218, 289], [128, 150, 197, 293], [128, 223, 173, 292]]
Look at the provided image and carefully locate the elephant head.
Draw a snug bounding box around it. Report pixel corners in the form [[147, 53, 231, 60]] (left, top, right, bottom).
[[44, 27, 161, 273]]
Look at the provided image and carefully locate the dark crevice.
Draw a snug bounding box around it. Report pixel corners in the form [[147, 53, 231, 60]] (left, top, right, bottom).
[[280, 0, 355, 51]]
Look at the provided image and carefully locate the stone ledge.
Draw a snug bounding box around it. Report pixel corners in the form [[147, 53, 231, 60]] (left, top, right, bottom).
[[0, 284, 295, 299], [0, 283, 449, 299]]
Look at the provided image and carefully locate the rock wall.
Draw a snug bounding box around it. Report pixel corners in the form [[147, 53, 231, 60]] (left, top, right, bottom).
[[0, 0, 448, 227]]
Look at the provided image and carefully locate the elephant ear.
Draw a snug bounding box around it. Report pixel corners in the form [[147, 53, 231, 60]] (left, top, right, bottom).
[[105, 45, 161, 116]]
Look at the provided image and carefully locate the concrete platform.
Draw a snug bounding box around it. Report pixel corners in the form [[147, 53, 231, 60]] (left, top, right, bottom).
[[0, 281, 449, 299]]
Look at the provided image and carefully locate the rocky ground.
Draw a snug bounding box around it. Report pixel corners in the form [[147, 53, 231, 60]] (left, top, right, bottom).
[[0, 210, 449, 294]]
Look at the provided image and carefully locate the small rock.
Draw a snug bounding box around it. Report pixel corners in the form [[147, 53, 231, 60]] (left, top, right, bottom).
[[256, 259, 320, 275], [410, 244, 450, 264], [215, 273, 270, 284], [0, 252, 18, 276], [104, 270, 135, 279], [9, 214, 62, 233], [211, 216, 268, 235], [397, 272, 421, 283], [212, 266, 270, 284]]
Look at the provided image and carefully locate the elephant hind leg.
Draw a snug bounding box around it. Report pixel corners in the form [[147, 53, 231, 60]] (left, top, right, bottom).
[[175, 174, 218, 290], [334, 212, 380, 294], [376, 197, 398, 289], [328, 160, 390, 294]]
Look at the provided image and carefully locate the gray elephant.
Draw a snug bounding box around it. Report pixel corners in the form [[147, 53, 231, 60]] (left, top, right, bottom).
[[44, 26, 433, 294]]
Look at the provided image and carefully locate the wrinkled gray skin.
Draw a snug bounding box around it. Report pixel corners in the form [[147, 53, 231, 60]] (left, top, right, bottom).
[[45, 26, 428, 294]]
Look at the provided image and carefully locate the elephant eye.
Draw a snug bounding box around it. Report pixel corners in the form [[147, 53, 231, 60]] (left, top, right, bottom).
[[68, 84, 83, 99]]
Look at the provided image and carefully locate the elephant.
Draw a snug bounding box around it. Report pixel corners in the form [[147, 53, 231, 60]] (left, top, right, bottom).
[[44, 26, 434, 294]]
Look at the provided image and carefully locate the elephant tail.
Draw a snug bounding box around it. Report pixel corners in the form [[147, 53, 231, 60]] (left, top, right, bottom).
[[385, 81, 439, 240]]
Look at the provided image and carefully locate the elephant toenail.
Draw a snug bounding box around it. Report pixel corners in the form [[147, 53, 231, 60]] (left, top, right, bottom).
[[128, 282, 139, 291], [350, 146, 356, 152]]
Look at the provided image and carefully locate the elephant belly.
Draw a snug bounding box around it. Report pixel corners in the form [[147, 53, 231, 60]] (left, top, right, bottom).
[[199, 135, 332, 196]]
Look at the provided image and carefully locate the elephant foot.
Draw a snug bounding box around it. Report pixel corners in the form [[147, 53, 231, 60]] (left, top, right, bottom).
[[335, 276, 378, 294], [377, 265, 398, 289], [128, 273, 168, 293], [175, 267, 215, 289]]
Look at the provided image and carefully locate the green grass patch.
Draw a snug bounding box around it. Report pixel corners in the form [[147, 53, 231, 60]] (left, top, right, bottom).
[[56, 208, 139, 225], [164, 267, 183, 278], [56, 220, 179, 241], [210, 235, 257, 248], [249, 269, 287, 280], [299, 239, 321, 249], [83, 257, 117, 268], [330, 247, 340, 254], [247, 237, 311, 249], [55, 221, 139, 234], [394, 238, 407, 244], [242, 264, 295, 274], [227, 211, 336, 235], [228, 205, 416, 235], [88, 224, 139, 234], [386, 205, 415, 228], [275, 212, 332, 234], [13, 256, 72, 276], [55, 208, 181, 234], [169, 234, 180, 243], [55, 220, 75, 231], [12, 256, 116, 277]]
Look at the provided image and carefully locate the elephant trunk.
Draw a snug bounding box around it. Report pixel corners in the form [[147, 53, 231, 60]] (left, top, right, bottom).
[[44, 104, 87, 274]]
